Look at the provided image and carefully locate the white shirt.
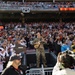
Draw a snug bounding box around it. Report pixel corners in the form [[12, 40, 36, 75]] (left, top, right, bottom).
[[0, 47, 9, 58], [20, 42, 26, 47], [10, 43, 15, 51], [57, 68, 75, 75], [0, 56, 3, 72], [52, 62, 75, 75]]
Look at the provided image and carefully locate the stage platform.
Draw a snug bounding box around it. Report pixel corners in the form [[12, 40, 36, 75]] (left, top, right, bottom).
[[25, 49, 57, 68]]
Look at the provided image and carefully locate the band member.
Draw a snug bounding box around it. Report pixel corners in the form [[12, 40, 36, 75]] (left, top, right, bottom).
[[33, 32, 47, 67]]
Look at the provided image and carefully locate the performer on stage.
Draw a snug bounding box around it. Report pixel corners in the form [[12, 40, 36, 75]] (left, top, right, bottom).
[[33, 32, 47, 68]]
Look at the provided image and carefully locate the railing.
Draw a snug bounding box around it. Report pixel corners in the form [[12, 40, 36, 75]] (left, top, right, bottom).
[[26, 65, 53, 75]]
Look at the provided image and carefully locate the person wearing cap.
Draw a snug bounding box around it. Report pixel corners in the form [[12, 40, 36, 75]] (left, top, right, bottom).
[[1, 54, 23, 75]]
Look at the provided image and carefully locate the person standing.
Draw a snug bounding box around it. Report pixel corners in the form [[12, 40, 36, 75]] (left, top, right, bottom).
[[52, 52, 75, 75], [71, 40, 75, 52], [0, 47, 9, 69], [1, 54, 23, 75], [61, 39, 70, 52], [0, 49, 3, 74], [33, 32, 47, 68]]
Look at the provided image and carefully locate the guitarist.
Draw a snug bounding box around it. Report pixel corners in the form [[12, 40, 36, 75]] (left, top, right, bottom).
[[33, 32, 47, 68]]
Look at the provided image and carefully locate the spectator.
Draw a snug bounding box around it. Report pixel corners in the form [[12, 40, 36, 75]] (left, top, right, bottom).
[[0, 21, 75, 68], [1, 54, 23, 75], [52, 52, 75, 75], [61, 39, 70, 52], [0, 48, 4, 74], [71, 39, 75, 52]]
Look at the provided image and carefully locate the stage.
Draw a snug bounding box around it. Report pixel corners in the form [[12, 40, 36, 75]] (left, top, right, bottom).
[[25, 49, 57, 68]]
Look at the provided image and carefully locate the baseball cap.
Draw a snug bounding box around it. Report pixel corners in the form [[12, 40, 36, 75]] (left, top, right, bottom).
[[9, 55, 22, 61]]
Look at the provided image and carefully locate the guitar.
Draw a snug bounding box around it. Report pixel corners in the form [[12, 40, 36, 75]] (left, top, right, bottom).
[[34, 41, 41, 49]]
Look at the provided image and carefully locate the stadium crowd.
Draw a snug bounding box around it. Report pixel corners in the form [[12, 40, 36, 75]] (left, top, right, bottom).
[[0, 1, 75, 9], [0, 22, 75, 73]]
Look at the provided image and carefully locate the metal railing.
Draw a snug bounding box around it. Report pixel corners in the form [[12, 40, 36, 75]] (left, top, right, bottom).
[[26, 65, 53, 75]]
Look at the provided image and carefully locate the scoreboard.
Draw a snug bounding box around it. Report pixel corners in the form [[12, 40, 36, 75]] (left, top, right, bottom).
[[60, 8, 75, 11]]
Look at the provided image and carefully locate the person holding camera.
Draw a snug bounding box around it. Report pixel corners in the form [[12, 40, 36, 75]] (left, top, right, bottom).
[[52, 52, 75, 75]]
